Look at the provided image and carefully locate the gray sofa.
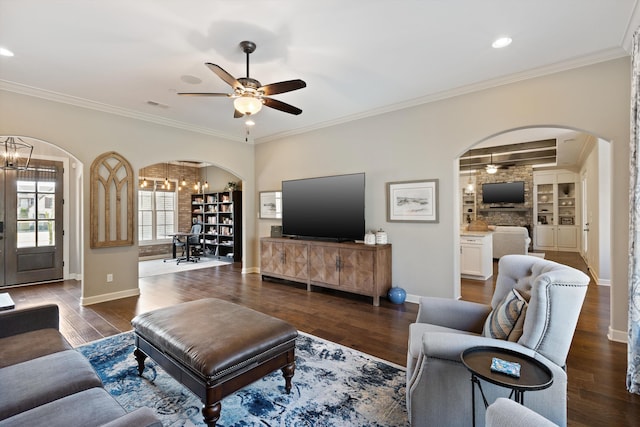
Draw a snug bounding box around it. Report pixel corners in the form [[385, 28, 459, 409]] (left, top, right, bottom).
[[0, 304, 162, 427]]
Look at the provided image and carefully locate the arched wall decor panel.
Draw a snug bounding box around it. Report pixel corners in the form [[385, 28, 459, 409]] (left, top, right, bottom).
[[90, 151, 134, 248]]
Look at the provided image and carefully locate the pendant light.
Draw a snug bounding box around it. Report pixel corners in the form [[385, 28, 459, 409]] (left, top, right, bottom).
[[164, 162, 170, 189], [1, 136, 33, 170], [141, 167, 148, 188], [465, 166, 474, 193]]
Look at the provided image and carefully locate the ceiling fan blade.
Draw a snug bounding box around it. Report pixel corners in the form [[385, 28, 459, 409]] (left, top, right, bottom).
[[234, 109, 244, 118], [262, 97, 303, 115], [205, 63, 244, 91], [260, 79, 307, 96], [177, 92, 231, 97]]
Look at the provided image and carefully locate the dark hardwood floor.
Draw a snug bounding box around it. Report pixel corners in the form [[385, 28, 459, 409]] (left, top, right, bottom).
[[4, 252, 640, 426]]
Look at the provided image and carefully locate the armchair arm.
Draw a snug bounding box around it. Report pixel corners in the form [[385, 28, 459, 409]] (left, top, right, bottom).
[[0, 304, 59, 338], [416, 297, 491, 333], [486, 398, 558, 427], [421, 332, 537, 362]]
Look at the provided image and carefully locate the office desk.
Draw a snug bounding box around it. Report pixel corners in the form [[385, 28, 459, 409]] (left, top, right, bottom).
[[169, 233, 202, 264]]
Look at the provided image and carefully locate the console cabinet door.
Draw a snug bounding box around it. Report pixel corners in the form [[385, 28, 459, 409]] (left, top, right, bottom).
[[339, 247, 374, 292], [309, 245, 340, 286], [282, 242, 309, 280], [260, 240, 283, 276]]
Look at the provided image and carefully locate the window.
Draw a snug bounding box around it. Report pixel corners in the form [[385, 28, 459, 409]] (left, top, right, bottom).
[[16, 166, 57, 248], [138, 179, 176, 242]]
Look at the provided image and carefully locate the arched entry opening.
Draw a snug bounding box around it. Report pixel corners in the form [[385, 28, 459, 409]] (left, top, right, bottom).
[[0, 135, 83, 287], [136, 160, 244, 269], [456, 126, 612, 286]]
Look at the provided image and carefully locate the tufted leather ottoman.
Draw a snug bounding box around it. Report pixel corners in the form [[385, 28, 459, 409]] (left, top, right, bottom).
[[131, 298, 297, 426]]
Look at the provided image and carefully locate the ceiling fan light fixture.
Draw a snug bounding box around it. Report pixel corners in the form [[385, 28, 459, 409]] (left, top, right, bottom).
[[492, 36, 512, 49], [486, 164, 498, 174], [234, 96, 262, 115]]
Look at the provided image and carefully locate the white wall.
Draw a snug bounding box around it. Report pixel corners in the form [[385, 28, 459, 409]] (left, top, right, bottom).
[[580, 137, 612, 285], [256, 57, 631, 338]]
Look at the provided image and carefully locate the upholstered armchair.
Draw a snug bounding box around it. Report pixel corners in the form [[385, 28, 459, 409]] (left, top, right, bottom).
[[406, 254, 589, 427], [486, 398, 558, 427]]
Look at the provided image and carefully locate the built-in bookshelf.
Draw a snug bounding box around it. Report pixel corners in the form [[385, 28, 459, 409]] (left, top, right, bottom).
[[191, 190, 242, 262]]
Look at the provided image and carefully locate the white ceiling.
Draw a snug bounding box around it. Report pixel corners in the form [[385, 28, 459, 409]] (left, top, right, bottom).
[[1, 1, 638, 143]]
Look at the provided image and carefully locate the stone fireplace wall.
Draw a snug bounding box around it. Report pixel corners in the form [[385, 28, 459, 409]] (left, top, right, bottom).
[[475, 164, 534, 227]]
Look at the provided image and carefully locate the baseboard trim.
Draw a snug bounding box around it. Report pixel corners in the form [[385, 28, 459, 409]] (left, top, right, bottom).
[[608, 326, 627, 343], [405, 293, 420, 304], [81, 288, 140, 306]]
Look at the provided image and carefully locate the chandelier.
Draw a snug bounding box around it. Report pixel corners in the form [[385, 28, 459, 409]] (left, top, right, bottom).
[[1, 137, 33, 170]]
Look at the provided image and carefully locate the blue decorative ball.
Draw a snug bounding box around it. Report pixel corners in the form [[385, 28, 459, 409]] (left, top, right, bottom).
[[388, 287, 407, 304]]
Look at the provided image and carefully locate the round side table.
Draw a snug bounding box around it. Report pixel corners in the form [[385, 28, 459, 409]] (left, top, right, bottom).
[[461, 346, 553, 427]]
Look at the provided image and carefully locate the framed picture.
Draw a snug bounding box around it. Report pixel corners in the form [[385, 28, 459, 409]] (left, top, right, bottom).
[[387, 179, 439, 223], [259, 191, 282, 219]]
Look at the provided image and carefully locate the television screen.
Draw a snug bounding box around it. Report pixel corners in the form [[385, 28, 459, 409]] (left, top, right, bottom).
[[282, 173, 365, 241], [482, 181, 525, 204]]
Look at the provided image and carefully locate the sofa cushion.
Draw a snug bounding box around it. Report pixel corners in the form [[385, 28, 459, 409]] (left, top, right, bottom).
[[0, 328, 72, 368], [483, 289, 528, 341], [0, 387, 127, 427], [0, 350, 102, 419]]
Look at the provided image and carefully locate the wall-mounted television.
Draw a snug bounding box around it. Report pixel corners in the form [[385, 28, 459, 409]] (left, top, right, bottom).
[[482, 181, 525, 204], [282, 173, 365, 242]]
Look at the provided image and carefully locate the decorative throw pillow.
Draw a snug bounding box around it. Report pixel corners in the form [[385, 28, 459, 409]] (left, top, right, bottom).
[[483, 289, 528, 341]]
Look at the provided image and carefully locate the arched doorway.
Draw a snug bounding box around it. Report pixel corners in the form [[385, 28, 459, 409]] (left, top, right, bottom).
[[136, 160, 243, 266], [0, 135, 83, 287], [457, 126, 612, 285]]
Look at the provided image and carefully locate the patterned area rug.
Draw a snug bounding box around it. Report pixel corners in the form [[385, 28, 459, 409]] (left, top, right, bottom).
[[77, 331, 408, 427]]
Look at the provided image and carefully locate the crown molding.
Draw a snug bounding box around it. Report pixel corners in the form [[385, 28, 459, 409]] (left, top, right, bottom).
[[256, 47, 629, 144], [0, 80, 243, 142], [1, 45, 630, 146], [622, 0, 640, 52]]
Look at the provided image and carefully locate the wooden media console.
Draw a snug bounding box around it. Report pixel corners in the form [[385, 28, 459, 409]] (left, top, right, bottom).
[[260, 237, 392, 306]]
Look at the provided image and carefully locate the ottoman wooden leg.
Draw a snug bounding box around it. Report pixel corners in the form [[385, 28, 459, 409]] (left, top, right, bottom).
[[134, 348, 147, 375], [281, 362, 295, 394], [202, 400, 221, 427]]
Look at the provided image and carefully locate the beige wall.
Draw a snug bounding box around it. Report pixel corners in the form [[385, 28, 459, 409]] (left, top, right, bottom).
[[256, 57, 631, 338], [0, 91, 256, 303]]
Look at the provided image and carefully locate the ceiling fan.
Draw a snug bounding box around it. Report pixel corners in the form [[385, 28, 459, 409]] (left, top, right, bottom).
[[178, 41, 306, 118]]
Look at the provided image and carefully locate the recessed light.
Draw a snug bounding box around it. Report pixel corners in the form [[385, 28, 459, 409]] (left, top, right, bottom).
[[492, 37, 512, 49], [0, 47, 15, 57]]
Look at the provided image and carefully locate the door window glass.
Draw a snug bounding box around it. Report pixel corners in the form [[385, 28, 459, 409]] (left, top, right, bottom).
[[16, 167, 57, 248]]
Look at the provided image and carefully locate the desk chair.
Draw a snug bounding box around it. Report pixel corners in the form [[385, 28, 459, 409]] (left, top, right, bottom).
[[176, 223, 202, 265]]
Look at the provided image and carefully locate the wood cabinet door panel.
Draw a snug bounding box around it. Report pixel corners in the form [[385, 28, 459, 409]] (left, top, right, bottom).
[[283, 242, 309, 280], [260, 241, 283, 275], [309, 245, 339, 286], [340, 248, 374, 291]]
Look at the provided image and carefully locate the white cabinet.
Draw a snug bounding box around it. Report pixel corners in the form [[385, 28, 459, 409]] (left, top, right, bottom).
[[533, 170, 580, 252], [535, 225, 556, 248], [460, 233, 493, 280]]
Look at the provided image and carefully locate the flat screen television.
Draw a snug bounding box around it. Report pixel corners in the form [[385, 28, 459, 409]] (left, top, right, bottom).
[[282, 173, 365, 241], [482, 181, 525, 204]]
